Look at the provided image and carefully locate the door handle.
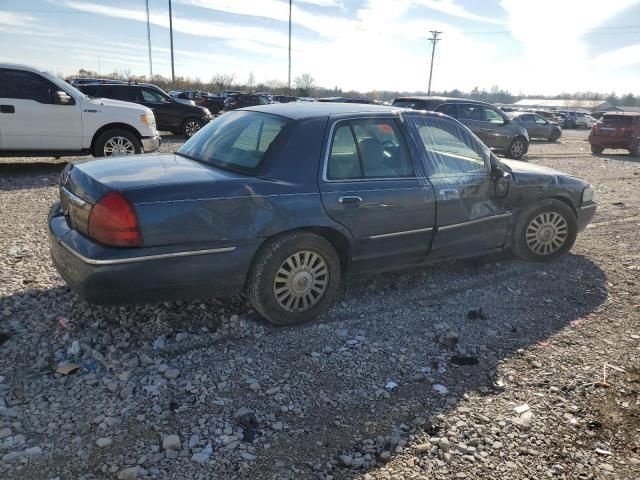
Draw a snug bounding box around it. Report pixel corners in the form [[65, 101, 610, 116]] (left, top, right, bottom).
[[338, 195, 362, 204], [479, 128, 493, 132], [0, 105, 15, 114], [438, 188, 459, 199]]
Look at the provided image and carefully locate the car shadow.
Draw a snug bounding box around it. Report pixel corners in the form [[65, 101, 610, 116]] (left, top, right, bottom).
[[591, 151, 640, 163], [0, 251, 608, 479]]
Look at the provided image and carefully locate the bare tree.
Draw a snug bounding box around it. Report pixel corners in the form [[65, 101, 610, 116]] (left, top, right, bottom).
[[294, 73, 315, 96], [247, 72, 255, 90]]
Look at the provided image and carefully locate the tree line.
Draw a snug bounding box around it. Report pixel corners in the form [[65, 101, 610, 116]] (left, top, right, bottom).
[[68, 68, 640, 107]]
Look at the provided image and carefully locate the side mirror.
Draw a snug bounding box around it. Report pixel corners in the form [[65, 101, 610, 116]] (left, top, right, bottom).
[[55, 91, 73, 105], [492, 165, 510, 198]]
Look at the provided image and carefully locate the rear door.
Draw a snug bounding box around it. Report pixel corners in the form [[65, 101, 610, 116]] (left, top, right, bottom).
[[530, 114, 551, 138], [0, 68, 83, 150], [403, 113, 511, 259], [318, 115, 436, 271]]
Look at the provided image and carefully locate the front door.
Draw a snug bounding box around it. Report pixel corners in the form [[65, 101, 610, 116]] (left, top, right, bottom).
[[318, 116, 436, 272], [404, 113, 511, 259], [0, 68, 82, 150], [137, 86, 177, 131]]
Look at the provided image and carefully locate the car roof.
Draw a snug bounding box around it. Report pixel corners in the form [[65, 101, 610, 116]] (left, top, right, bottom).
[[393, 96, 494, 107], [603, 111, 640, 117], [0, 63, 43, 73], [242, 102, 411, 120]]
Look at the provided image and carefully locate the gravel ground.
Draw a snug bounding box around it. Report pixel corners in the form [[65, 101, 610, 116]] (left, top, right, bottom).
[[0, 129, 638, 479]]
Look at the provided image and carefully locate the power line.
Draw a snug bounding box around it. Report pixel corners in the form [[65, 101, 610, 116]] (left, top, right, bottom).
[[427, 30, 441, 96]]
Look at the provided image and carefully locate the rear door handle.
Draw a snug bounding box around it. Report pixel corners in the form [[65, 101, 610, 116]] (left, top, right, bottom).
[[338, 195, 362, 204], [479, 128, 493, 132], [0, 105, 15, 114]]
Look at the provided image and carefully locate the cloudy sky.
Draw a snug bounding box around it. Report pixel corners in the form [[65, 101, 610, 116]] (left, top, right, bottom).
[[1, 0, 639, 95]]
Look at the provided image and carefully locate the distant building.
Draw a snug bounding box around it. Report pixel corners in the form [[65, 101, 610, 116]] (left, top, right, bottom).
[[600, 105, 640, 113], [512, 98, 612, 112]]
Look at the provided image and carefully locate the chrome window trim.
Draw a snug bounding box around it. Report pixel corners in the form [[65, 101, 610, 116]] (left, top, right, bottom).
[[438, 212, 512, 231], [368, 226, 433, 240], [321, 115, 418, 183], [61, 187, 87, 207], [59, 241, 236, 266]]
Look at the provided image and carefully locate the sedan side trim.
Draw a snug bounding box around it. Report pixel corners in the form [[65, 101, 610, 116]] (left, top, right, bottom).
[[59, 241, 236, 266], [368, 226, 434, 240], [438, 212, 512, 231]]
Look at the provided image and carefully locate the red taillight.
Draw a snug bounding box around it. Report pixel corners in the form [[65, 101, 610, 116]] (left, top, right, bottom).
[[88, 192, 142, 247]]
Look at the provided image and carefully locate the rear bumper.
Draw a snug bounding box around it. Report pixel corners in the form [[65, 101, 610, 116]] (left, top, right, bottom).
[[48, 203, 260, 305], [576, 202, 596, 232], [141, 135, 161, 153], [588, 135, 632, 149]]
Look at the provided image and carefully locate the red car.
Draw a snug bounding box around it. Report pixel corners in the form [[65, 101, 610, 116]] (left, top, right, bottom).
[[588, 112, 640, 156]]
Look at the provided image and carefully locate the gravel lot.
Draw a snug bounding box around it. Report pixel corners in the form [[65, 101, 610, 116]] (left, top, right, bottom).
[[0, 129, 638, 479]]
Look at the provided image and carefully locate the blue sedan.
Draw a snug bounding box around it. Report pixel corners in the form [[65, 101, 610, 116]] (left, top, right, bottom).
[[48, 103, 596, 325]]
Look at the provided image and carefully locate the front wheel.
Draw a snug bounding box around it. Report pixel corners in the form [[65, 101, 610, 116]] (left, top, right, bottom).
[[182, 118, 203, 138], [548, 131, 560, 142], [507, 137, 527, 159], [94, 129, 142, 157], [629, 142, 640, 157], [246, 232, 341, 325], [591, 145, 604, 154], [512, 199, 577, 262]]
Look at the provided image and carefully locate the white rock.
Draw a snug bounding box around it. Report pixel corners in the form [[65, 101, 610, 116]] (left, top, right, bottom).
[[95, 437, 112, 448], [433, 384, 448, 395], [117, 467, 140, 480], [191, 443, 212, 464], [162, 434, 181, 450], [514, 403, 530, 415]]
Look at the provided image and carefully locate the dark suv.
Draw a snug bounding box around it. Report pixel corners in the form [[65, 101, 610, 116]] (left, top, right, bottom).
[[224, 94, 271, 111], [392, 96, 529, 159], [79, 83, 212, 137], [589, 112, 640, 156]]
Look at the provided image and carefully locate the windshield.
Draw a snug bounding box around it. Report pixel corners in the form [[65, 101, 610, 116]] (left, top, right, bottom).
[[42, 71, 87, 98], [177, 111, 288, 174]]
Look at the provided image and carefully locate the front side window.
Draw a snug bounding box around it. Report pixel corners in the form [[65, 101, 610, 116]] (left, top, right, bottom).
[[327, 119, 414, 180], [410, 116, 489, 177], [436, 103, 458, 118], [458, 104, 483, 121], [483, 107, 505, 125], [0, 69, 56, 103], [533, 115, 547, 124], [176, 111, 288, 173], [140, 88, 165, 103]]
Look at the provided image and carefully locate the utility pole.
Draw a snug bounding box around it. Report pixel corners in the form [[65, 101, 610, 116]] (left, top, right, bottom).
[[427, 30, 442, 95], [288, 0, 292, 93], [146, 0, 153, 80], [169, 0, 175, 85]]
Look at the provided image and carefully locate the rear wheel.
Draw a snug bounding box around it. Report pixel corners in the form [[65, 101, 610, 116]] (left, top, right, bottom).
[[94, 129, 142, 157], [247, 232, 341, 325], [507, 137, 526, 159], [512, 199, 577, 262], [591, 145, 604, 154], [629, 142, 640, 157], [548, 130, 560, 142], [182, 118, 203, 138]]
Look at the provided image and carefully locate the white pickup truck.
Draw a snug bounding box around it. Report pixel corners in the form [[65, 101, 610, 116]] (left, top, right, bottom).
[[0, 64, 161, 157]]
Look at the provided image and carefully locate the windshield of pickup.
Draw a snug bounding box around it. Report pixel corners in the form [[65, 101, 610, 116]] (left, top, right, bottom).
[[176, 111, 288, 174], [42, 71, 86, 98]]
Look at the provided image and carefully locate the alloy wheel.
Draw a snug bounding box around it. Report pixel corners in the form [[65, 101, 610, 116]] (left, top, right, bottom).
[[525, 211, 569, 255], [103, 136, 136, 156], [510, 139, 524, 158], [273, 250, 328, 312], [185, 121, 201, 137]]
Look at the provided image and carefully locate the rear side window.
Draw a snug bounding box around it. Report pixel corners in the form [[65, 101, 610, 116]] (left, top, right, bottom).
[[392, 100, 429, 110], [409, 116, 489, 177], [435, 103, 458, 118], [458, 104, 483, 121], [0, 69, 56, 103], [176, 111, 288, 173], [327, 119, 414, 180]]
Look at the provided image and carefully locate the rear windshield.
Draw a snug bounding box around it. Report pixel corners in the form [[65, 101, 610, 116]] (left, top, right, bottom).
[[176, 111, 288, 174], [392, 100, 437, 111], [602, 115, 633, 126]]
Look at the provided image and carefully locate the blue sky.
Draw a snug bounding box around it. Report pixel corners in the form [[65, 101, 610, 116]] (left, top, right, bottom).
[[1, 0, 639, 94]]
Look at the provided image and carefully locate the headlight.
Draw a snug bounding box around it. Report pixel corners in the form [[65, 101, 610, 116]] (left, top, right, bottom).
[[202, 108, 211, 117], [582, 185, 595, 204], [140, 114, 155, 127]]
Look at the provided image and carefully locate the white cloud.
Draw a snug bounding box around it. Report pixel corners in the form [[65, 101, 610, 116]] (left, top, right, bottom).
[[414, 0, 506, 25], [0, 10, 34, 28]]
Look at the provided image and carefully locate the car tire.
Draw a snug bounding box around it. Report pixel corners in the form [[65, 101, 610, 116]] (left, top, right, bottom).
[[591, 145, 604, 154], [512, 199, 577, 262], [94, 129, 142, 157], [182, 118, 203, 138], [506, 137, 527, 159], [629, 142, 640, 157], [246, 231, 341, 326], [548, 131, 560, 142]]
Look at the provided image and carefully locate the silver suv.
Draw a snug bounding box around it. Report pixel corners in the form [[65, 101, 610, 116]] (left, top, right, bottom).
[[392, 96, 529, 159]]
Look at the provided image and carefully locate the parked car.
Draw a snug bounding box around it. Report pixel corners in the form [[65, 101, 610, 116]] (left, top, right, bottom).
[[588, 112, 640, 156], [48, 103, 596, 325], [392, 96, 529, 159], [574, 112, 593, 129], [0, 64, 160, 157], [583, 114, 597, 129], [557, 111, 577, 129], [316, 97, 376, 104], [69, 78, 126, 86], [223, 93, 271, 111], [78, 83, 211, 137], [272, 95, 300, 104], [509, 112, 562, 141], [533, 110, 562, 124], [168, 91, 196, 106]]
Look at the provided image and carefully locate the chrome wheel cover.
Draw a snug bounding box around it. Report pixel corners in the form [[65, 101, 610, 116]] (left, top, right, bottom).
[[511, 139, 524, 157], [104, 136, 136, 156], [273, 250, 328, 312], [526, 211, 569, 255], [185, 121, 201, 137]]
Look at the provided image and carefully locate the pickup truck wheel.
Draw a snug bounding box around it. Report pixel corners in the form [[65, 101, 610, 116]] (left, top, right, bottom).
[[512, 199, 577, 262], [182, 118, 203, 138], [591, 145, 604, 154], [247, 232, 341, 326], [506, 137, 526, 159], [94, 129, 141, 157]]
